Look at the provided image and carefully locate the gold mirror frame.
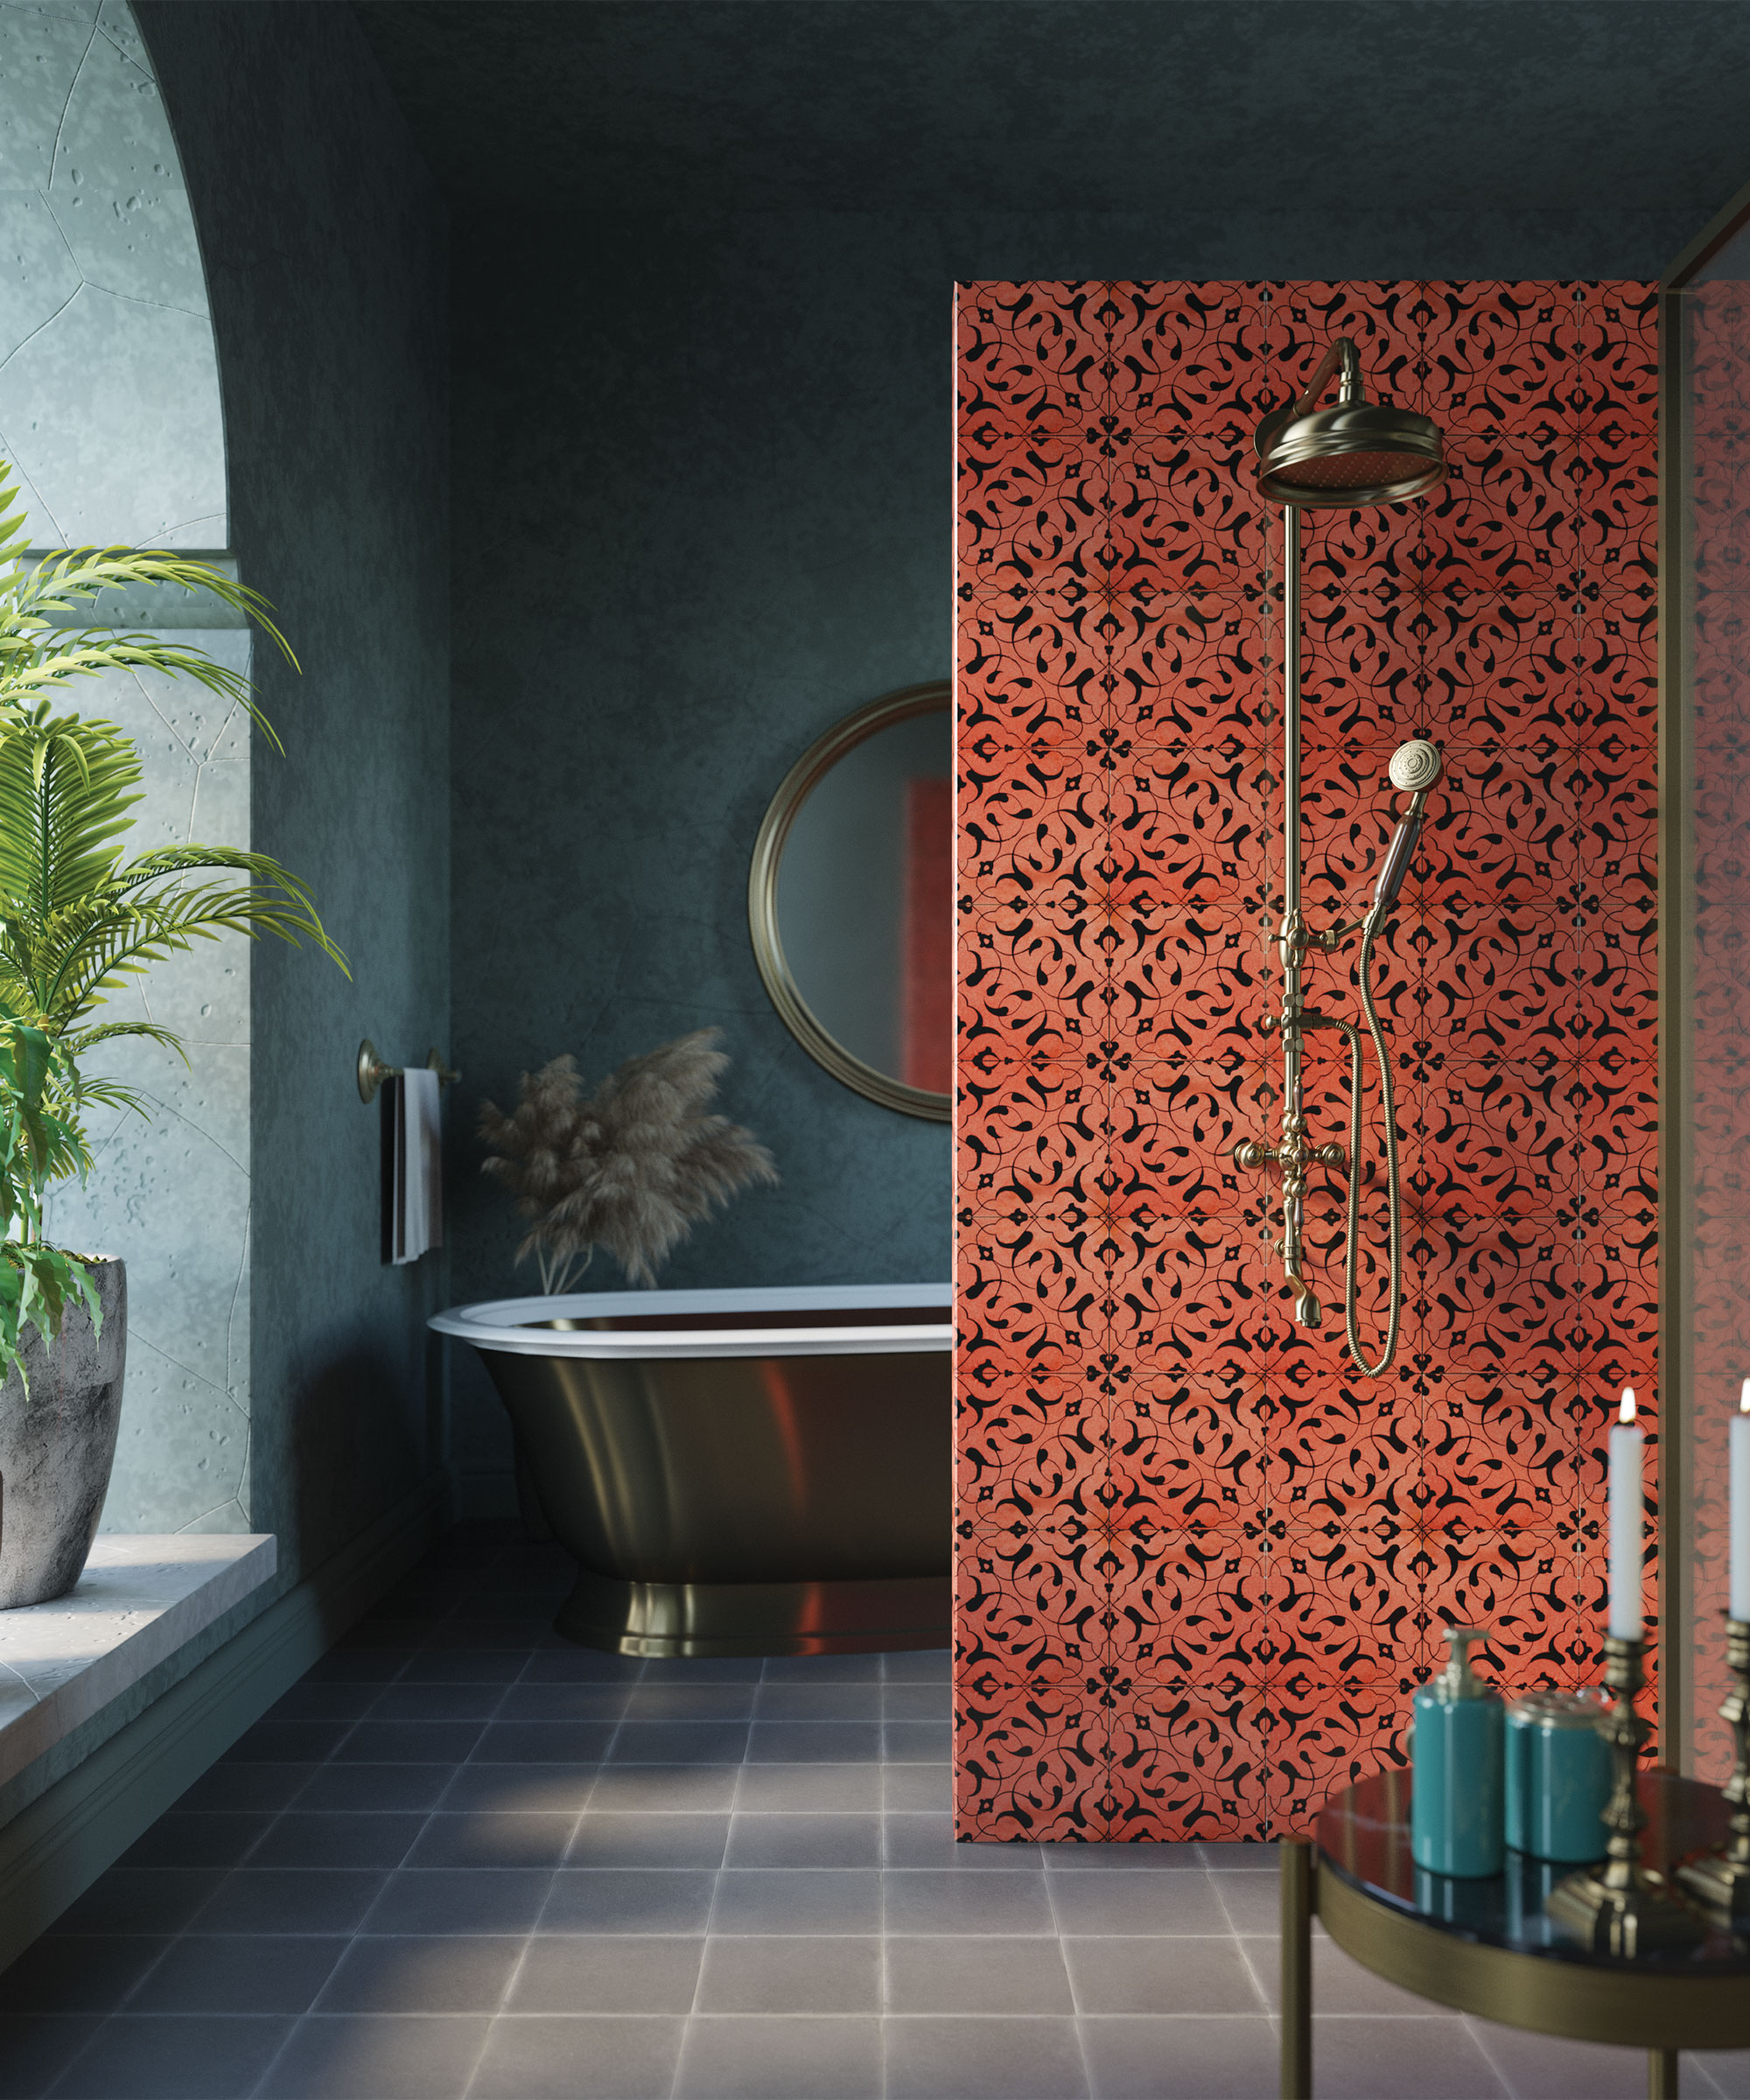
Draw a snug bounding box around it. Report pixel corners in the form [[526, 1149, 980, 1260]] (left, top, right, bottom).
[[748, 682, 951, 1122]]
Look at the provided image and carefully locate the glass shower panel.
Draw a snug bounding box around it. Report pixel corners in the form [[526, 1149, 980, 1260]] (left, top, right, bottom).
[[1682, 226, 1750, 1781]]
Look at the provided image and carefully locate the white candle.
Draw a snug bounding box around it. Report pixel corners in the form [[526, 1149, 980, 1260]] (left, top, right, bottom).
[[1732, 1381, 1750, 1623], [1608, 1388, 1644, 1642]]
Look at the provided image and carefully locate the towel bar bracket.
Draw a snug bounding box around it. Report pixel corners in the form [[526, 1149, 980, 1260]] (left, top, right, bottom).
[[357, 1038, 461, 1105]]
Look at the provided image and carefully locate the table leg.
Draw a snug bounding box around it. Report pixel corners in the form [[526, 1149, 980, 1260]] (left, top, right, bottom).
[[1281, 1837, 1314, 2100], [1649, 2049, 1679, 2099]]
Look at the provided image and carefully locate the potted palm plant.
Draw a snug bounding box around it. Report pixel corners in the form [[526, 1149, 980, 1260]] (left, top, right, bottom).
[[0, 458, 343, 1605]]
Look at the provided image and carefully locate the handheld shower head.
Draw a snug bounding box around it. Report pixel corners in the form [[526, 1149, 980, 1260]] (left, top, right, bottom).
[[1254, 338, 1446, 509], [1372, 740, 1444, 917]]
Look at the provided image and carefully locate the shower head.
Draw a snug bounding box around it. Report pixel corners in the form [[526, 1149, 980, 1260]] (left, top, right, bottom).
[[1388, 738, 1443, 794], [1371, 741, 1444, 919], [1254, 337, 1446, 509]]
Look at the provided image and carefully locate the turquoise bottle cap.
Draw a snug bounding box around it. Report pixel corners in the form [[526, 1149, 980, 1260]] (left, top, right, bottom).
[[1507, 1687, 1608, 1728], [1431, 1623, 1493, 1703]]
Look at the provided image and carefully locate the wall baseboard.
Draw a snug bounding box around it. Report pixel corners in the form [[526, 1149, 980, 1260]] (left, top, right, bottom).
[[0, 1468, 456, 1970]]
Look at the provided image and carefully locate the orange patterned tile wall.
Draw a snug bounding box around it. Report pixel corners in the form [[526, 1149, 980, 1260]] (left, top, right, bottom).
[[954, 281, 1658, 1842]]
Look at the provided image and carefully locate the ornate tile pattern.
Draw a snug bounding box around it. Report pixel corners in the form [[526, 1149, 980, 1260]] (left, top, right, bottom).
[[956, 282, 1658, 1840]]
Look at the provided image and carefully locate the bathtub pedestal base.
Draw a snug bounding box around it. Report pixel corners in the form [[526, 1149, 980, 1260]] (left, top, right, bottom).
[[556, 1567, 949, 1658]]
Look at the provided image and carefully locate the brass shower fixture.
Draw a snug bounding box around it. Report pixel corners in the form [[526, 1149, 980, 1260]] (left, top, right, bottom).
[[1235, 339, 1447, 1377]]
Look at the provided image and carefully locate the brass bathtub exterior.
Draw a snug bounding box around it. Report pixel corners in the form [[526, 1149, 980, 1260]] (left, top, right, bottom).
[[478, 1343, 950, 1656]]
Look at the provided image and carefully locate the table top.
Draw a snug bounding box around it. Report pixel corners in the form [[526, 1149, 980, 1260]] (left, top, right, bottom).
[[1316, 1768, 1750, 1973]]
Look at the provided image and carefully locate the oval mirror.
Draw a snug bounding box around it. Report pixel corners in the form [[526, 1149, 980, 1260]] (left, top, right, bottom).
[[749, 683, 951, 1121]]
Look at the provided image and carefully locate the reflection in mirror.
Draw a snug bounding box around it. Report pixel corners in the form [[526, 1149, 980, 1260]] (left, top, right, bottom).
[[777, 710, 950, 1095], [748, 685, 951, 1121]]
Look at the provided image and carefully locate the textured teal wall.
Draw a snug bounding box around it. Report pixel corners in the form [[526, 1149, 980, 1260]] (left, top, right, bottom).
[[138, 1, 450, 1588]]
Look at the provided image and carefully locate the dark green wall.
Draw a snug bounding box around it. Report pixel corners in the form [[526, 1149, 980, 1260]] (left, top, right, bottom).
[[140, 0, 451, 1586]]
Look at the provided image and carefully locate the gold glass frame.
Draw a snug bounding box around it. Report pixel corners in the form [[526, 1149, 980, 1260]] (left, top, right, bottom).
[[747, 682, 951, 1122]]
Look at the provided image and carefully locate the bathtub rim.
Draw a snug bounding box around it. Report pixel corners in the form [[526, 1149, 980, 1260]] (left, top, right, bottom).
[[429, 1280, 952, 1359]]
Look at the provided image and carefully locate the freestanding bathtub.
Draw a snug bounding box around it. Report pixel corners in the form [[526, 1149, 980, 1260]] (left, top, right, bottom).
[[430, 1284, 952, 1657]]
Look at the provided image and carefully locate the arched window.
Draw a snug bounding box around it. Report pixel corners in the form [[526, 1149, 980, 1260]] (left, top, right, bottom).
[[0, 0, 249, 1535]]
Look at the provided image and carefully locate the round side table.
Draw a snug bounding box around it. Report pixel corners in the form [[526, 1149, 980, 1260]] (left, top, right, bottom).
[[1281, 1768, 1750, 2100]]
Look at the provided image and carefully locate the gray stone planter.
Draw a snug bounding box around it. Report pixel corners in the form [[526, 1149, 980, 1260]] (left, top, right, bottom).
[[0, 1258, 126, 1607]]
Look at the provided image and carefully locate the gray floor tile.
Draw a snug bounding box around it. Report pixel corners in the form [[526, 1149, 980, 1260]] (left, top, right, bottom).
[[441, 1762, 601, 1813], [696, 1936, 880, 2012], [886, 1721, 954, 1760], [331, 1719, 484, 1762], [726, 1813, 881, 1867], [194, 1870, 388, 1936], [760, 1654, 886, 1683], [1252, 1930, 1443, 2016], [172, 1764, 316, 1814], [54, 1871, 223, 1936], [587, 1768, 739, 1815], [469, 2015, 684, 2099], [292, 1762, 454, 1812], [509, 1933, 704, 2012], [675, 2013, 882, 2099], [747, 1722, 882, 1764], [261, 2012, 491, 2097], [1465, 2017, 1668, 2098], [541, 1868, 717, 1933], [625, 1684, 758, 1721], [304, 1651, 411, 1684], [1062, 1935, 1266, 2016], [735, 1765, 882, 1813], [1200, 1842, 1278, 1870], [1208, 1869, 1279, 1934], [886, 2013, 1090, 2098], [475, 1720, 617, 1762], [752, 1684, 884, 1721], [885, 1766, 952, 1812], [363, 1867, 553, 1935], [126, 1935, 346, 2014], [1049, 1872, 1227, 1936], [1309, 2014, 1508, 2099], [1044, 1843, 1207, 1870], [315, 1934, 522, 2012], [1080, 2013, 1281, 2099], [641, 1658, 764, 1683], [884, 1651, 953, 1683], [248, 1811, 425, 1871], [225, 1720, 351, 1764], [569, 1812, 730, 1868], [53, 2014, 293, 2098], [883, 1684, 951, 1720], [609, 1722, 752, 1765], [0, 1934, 168, 2015], [885, 1815, 1041, 1869], [885, 1869, 1055, 1935], [405, 1811, 577, 1869], [119, 1812, 273, 1870], [710, 1868, 881, 1935], [496, 1681, 634, 1720], [1698, 2052, 1750, 2098], [520, 1648, 647, 1684], [886, 1934, 1074, 2013], [398, 1649, 524, 1684], [0, 2017, 94, 2100], [369, 1682, 504, 1721]]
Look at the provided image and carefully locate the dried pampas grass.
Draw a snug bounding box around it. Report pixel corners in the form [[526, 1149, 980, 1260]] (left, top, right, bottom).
[[479, 1030, 778, 1291]]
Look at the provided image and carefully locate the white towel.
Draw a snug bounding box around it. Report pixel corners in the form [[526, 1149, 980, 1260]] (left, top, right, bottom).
[[392, 1066, 444, 1264]]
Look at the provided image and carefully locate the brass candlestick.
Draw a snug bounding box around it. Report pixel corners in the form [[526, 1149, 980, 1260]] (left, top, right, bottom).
[[1548, 1634, 1706, 1956], [1676, 1617, 1750, 1924]]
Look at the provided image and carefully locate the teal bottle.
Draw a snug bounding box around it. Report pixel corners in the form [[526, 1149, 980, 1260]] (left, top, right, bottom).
[[1410, 1625, 1505, 1879]]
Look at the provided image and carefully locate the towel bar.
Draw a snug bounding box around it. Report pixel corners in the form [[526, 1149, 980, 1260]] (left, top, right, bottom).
[[356, 1040, 461, 1105]]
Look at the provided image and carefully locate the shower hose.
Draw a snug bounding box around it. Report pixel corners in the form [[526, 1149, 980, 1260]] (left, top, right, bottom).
[[1332, 901, 1402, 1379]]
